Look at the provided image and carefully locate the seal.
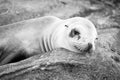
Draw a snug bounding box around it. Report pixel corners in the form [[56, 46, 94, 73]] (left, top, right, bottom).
[[0, 16, 97, 65]]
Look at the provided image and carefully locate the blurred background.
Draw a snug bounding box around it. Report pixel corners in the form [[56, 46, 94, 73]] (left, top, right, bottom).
[[0, 0, 120, 80]]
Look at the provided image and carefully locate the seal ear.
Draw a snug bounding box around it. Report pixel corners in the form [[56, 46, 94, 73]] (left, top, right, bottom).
[[65, 25, 69, 28]]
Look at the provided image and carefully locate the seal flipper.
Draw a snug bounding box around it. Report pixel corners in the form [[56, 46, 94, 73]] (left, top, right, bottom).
[[8, 50, 28, 63], [0, 52, 19, 65], [0, 47, 28, 65], [0, 46, 13, 65]]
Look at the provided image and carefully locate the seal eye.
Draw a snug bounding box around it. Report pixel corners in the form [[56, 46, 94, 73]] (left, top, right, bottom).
[[69, 29, 81, 39]]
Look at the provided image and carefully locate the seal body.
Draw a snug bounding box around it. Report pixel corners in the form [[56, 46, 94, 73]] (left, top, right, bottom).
[[0, 16, 97, 65]]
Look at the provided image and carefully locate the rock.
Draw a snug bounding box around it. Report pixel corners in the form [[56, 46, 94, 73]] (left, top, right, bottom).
[[0, 48, 119, 80]]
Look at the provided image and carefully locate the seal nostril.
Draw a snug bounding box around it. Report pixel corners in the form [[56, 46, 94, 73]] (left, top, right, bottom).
[[86, 43, 93, 52]]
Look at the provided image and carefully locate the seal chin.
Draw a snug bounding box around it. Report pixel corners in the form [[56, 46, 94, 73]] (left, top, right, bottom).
[[74, 43, 94, 53]]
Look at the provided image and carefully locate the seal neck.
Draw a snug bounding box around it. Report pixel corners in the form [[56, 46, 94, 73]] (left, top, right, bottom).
[[40, 21, 68, 52], [50, 23, 67, 49]]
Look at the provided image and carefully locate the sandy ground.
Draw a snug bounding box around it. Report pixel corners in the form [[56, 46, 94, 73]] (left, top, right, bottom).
[[0, 0, 120, 80]]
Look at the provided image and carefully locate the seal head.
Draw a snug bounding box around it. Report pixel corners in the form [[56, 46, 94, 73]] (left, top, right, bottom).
[[56, 17, 97, 53]]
